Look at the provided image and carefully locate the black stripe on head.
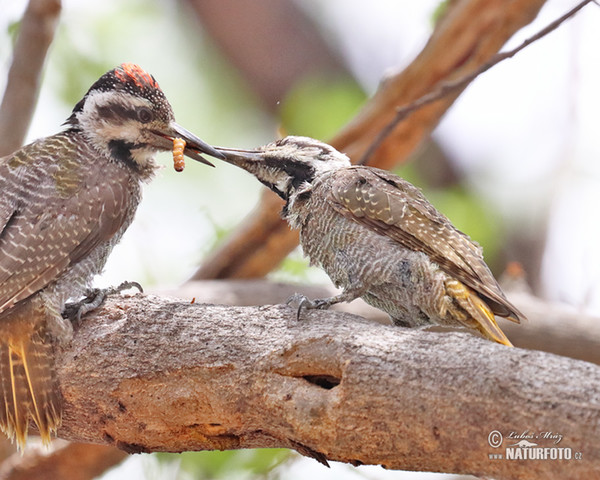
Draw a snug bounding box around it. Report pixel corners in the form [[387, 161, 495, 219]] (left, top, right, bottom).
[[263, 156, 316, 191], [96, 103, 138, 123]]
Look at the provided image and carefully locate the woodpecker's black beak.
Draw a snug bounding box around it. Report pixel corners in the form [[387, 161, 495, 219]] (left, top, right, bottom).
[[213, 146, 292, 200], [151, 122, 225, 166], [213, 147, 265, 165]]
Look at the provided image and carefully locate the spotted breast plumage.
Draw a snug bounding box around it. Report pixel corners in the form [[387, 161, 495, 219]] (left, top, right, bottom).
[[0, 63, 223, 448], [215, 136, 525, 347]]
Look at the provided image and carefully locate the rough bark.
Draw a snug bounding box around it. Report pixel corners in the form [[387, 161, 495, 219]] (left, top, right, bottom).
[[162, 279, 600, 365], [52, 293, 599, 479], [0, 0, 61, 156], [195, 0, 548, 279]]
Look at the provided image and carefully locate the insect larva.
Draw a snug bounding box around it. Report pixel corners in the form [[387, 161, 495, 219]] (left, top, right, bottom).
[[173, 138, 186, 172]]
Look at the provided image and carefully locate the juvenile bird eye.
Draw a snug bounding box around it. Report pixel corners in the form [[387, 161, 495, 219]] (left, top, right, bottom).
[[137, 107, 153, 123]]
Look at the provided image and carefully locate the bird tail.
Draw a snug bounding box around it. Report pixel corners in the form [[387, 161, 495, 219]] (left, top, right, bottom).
[[445, 279, 513, 347], [0, 322, 61, 449]]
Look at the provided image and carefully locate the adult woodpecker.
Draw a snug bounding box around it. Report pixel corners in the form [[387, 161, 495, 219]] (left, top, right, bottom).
[[216, 136, 524, 346], [0, 63, 223, 448]]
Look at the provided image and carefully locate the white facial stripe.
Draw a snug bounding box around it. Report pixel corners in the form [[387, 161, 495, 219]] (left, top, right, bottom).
[[83, 90, 153, 113], [78, 91, 153, 142], [75, 90, 159, 167], [97, 123, 141, 143]]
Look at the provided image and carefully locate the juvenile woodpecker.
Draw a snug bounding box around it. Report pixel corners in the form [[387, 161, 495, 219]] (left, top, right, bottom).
[[217, 136, 524, 346], [0, 63, 223, 448]]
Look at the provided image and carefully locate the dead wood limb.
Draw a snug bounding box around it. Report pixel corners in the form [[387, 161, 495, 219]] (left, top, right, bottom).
[[54, 293, 599, 479], [358, 0, 597, 165], [0, 0, 61, 156], [0, 441, 126, 480], [195, 0, 548, 279]]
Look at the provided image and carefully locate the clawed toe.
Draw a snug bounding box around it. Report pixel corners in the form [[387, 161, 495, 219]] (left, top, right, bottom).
[[108, 281, 144, 296], [286, 293, 332, 320], [63, 281, 143, 324]]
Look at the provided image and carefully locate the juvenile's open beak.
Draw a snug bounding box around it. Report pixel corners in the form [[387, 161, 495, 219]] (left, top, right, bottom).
[[151, 122, 225, 167]]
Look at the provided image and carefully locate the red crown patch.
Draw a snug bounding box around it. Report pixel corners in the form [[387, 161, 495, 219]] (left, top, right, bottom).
[[115, 63, 159, 90]]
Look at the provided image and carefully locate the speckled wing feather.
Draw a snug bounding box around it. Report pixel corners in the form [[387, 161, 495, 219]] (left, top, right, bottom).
[[0, 139, 130, 315], [329, 166, 524, 323]]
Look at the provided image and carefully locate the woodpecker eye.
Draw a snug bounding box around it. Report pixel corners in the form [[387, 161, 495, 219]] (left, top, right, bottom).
[[137, 107, 153, 123]]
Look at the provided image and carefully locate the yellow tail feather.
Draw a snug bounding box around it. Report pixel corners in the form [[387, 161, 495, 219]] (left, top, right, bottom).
[[472, 298, 513, 347], [445, 279, 513, 347], [0, 327, 61, 449]]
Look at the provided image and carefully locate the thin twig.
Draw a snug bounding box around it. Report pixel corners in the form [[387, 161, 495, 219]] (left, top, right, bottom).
[[0, 0, 61, 156], [359, 0, 596, 166]]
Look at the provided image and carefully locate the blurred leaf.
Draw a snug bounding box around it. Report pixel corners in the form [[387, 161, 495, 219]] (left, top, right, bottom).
[[427, 186, 502, 258], [7, 20, 20, 47], [431, 0, 450, 26], [280, 75, 365, 140], [270, 247, 332, 285], [156, 448, 291, 480], [48, 0, 161, 107], [52, 51, 108, 107], [201, 209, 238, 255], [50, 23, 113, 107], [274, 254, 311, 282]]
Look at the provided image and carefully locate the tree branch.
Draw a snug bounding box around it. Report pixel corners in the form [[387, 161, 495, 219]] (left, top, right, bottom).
[[163, 279, 600, 365], [359, 0, 597, 165], [54, 294, 600, 478], [0, 441, 126, 480], [0, 0, 61, 156]]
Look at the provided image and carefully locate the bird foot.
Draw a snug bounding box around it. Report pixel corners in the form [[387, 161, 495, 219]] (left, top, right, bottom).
[[63, 281, 143, 324], [286, 293, 333, 320]]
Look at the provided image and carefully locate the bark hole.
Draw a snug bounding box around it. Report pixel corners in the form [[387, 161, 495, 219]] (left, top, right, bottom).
[[302, 374, 341, 389]]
